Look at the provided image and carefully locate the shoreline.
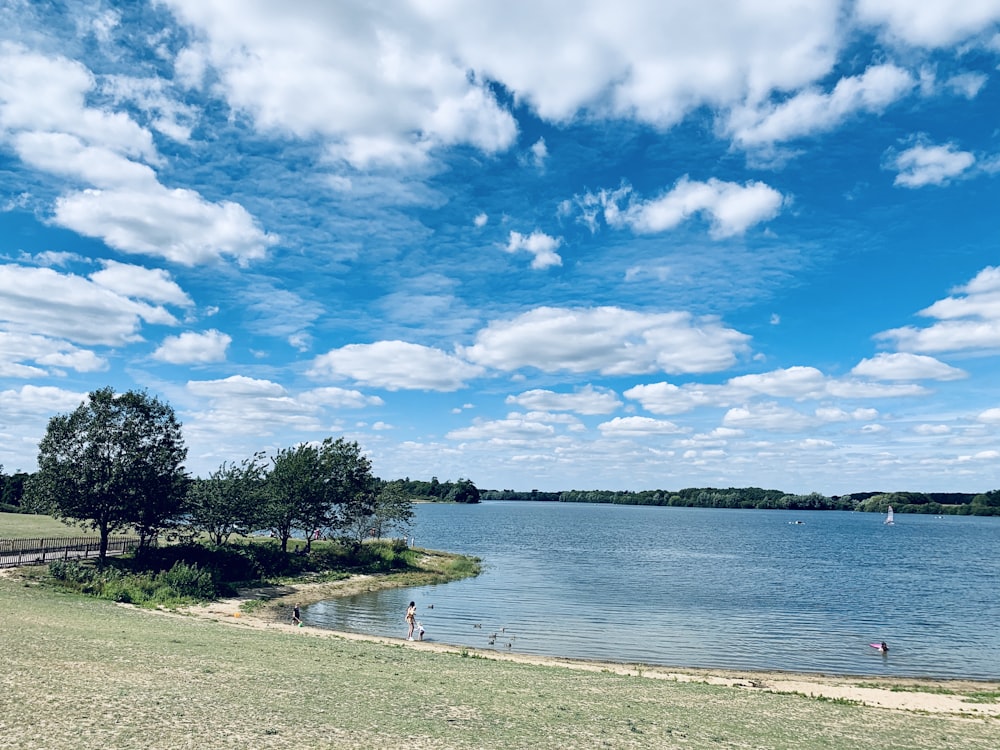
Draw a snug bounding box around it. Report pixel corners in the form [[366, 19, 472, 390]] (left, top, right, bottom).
[[174, 574, 1000, 718]]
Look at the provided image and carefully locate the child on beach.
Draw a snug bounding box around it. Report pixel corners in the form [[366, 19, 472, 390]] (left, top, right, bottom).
[[291, 604, 301, 627]]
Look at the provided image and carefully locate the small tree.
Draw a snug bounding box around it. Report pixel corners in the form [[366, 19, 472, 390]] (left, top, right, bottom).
[[371, 480, 414, 539], [187, 453, 266, 545], [29, 387, 188, 562], [263, 437, 376, 551], [446, 478, 481, 504]]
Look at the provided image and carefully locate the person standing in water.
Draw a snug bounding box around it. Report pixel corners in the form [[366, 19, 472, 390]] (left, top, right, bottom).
[[405, 601, 417, 640]]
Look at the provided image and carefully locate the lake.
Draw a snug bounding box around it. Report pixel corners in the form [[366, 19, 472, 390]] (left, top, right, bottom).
[[303, 502, 1000, 680]]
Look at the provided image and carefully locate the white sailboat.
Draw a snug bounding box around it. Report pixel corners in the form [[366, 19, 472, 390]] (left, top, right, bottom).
[[884, 505, 894, 525]]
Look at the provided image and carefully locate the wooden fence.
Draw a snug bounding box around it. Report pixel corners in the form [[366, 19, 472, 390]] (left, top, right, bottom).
[[0, 536, 140, 567]]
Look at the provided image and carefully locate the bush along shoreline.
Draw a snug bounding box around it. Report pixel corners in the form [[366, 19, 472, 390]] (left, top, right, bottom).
[[42, 537, 481, 609]]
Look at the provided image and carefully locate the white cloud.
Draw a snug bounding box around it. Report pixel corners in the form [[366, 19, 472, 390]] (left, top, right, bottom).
[[309, 341, 485, 391], [506, 385, 622, 415], [0, 264, 178, 346], [164, 1, 517, 168], [474, 212, 488, 228], [851, 352, 966, 381], [977, 408, 1000, 424], [876, 266, 1000, 353], [600, 177, 784, 238], [300, 387, 384, 409], [530, 137, 548, 169], [727, 64, 915, 148], [53, 186, 277, 266], [0, 332, 107, 377], [0, 42, 157, 160], [505, 231, 563, 270], [597, 416, 684, 436], [89, 260, 194, 307], [447, 416, 556, 442], [0, 44, 276, 267], [722, 402, 816, 431], [153, 329, 231, 364], [945, 72, 988, 99], [856, 0, 1000, 47], [0, 384, 88, 422], [914, 423, 951, 435], [625, 366, 926, 415], [889, 142, 975, 188], [464, 306, 750, 376], [411, 0, 841, 126], [187, 375, 286, 399]]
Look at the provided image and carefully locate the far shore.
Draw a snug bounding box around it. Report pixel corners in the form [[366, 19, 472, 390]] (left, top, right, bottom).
[[171, 571, 1000, 718]]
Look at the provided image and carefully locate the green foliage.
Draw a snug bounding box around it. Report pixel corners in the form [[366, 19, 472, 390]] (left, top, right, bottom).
[[29, 387, 188, 561], [263, 437, 376, 552], [395, 476, 482, 503], [186, 454, 267, 545], [47, 559, 218, 605], [343, 479, 415, 542], [445, 478, 481, 504]]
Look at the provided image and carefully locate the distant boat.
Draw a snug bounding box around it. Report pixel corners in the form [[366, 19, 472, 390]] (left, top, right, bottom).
[[884, 505, 894, 525]]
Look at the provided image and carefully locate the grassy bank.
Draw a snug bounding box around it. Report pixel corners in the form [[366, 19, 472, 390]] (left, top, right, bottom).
[[0, 511, 94, 539], [1, 572, 998, 749]]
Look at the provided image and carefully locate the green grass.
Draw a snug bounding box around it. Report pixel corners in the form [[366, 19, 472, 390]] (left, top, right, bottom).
[[1, 575, 998, 750], [0, 511, 91, 539]]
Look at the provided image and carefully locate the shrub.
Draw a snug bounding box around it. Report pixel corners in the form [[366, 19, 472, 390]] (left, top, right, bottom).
[[159, 562, 216, 600]]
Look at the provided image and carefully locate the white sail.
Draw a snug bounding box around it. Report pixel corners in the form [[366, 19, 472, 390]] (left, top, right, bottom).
[[885, 505, 894, 525]]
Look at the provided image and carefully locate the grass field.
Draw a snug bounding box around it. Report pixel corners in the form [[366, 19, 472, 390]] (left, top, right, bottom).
[[0, 511, 92, 540], [2, 570, 998, 750]]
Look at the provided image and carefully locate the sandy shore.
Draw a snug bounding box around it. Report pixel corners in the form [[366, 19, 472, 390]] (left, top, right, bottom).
[[170, 575, 1000, 718]]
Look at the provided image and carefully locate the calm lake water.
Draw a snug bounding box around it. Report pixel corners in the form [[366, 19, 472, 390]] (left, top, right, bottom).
[[303, 502, 1000, 679]]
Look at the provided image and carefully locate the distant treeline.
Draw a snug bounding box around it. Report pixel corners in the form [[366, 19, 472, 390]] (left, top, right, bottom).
[[395, 477, 481, 504], [478, 487, 1000, 516]]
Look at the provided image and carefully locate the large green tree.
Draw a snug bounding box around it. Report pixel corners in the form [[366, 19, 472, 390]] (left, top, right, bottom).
[[186, 453, 266, 545], [30, 387, 188, 561], [264, 437, 375, 551]]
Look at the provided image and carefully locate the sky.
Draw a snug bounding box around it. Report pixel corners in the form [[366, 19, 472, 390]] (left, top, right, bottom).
[[2, 1, 1000, 495]]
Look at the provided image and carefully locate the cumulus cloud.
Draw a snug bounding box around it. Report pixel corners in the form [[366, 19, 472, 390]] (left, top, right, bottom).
[[0, 332, 107, 377], [0, 384, 88, 424], [463, 306, 750, 376], [505, 231, 563, 269], [625, 365, 927, 415], [0, 264, 178, 346], [0, 43, 277, 266], [506, 385, 622, 415], [409, 0, 841, 125], [597, 416, 684, 436], [309, 340, 486, 391], [855, 0, 1000, 47], [977, 407, 1000, 424], [153, 329, 232, 364], [447, 416, 556, 442], [722, 402, 816, 431], [54, 186, 277, 266], [851, 352, 966, 381], [727, 64, 915, 148], [876, 266, 1000, 353], [0, 42, 157, 159], [888, 141, 976, 187], [164, 1, 517, 168], [593, 178, 784, 238], [89, 260, 194, 307]]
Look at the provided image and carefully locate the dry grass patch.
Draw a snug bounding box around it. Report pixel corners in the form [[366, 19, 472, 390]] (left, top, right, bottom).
[[2, 571, 999, 750]]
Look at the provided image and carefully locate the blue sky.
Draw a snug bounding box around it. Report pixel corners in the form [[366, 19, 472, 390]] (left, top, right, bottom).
[[2, 1, 1000, 495]]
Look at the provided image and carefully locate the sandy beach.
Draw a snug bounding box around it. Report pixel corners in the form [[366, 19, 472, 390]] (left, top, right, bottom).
[[172, 574, 1000, 719]]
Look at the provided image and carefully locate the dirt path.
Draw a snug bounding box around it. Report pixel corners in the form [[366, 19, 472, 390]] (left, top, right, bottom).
[[169, 576, 1000, 719]]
